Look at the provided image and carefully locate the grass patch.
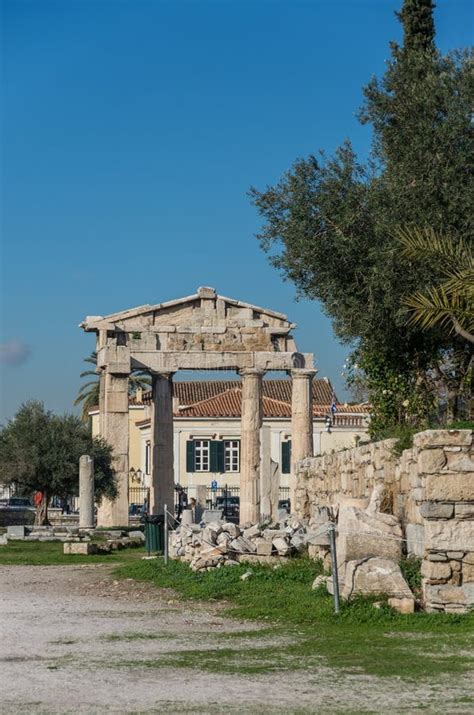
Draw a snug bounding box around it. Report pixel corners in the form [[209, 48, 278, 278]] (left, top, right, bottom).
[[0, 540, 146, 566], [115, 557, 474, 679]]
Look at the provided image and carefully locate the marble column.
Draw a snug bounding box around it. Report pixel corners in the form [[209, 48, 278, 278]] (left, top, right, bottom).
[[79, 455, 95, 529], [97, 369, 130, 527], [239, 368, 264, 525], [290, 369, 317, 513], [150, 372, 175, 516]]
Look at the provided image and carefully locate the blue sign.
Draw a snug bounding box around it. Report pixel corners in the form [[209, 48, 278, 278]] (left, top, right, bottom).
[[211, 480, 218, 491]]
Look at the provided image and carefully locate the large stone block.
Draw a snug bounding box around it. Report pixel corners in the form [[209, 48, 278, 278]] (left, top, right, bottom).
[[405, 523, 424, 558], [7, 525, 28, 537], [254, 538, 273, 556], [455, 504, 474, 519], [337, 506, 402, 564], [424, 583, 474, 606], [417, 449, 446, 474], [419, 502, 454, 519], [63, 542, 98, 555], [414, 430, 472, 449], [341, 557, 413, 601], [462, 561, 474, 583], [446, 454, 474, 472], [425, 519, 474, 552], [424, 473, 474, 502], [421, 560, 451, 580], [388, 597, 415, 614]]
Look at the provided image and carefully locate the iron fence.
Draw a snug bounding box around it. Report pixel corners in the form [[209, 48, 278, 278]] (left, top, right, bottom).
[[173, 485, 290, 511], [129, 486, 149, 517]]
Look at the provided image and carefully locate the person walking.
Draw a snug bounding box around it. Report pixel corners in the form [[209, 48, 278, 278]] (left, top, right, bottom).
[[176, 486, 188, 522]]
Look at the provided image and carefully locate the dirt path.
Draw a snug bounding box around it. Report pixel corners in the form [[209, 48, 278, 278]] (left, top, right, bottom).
[[0, 564, 472, 714]]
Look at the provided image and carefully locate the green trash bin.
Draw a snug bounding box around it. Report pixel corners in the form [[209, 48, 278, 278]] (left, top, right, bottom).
[[144, 515, 164, 554]]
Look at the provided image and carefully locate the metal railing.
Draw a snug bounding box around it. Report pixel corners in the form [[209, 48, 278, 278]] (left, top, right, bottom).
[[129, 486, 149, 517], [174, 485, 290, 511]]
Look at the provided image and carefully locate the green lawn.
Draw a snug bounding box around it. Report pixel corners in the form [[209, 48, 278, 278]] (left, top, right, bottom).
[[114, 556, 474, 680], [0, 539, 146, 565]]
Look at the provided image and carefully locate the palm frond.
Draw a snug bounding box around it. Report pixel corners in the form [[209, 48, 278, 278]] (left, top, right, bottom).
[[395, 226, 471, 267], [404, 285, 474, 334]]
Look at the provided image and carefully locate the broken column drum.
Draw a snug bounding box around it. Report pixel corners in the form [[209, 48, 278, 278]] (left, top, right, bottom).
[[80, 286, 316, 527], [79, 454, 95, 529]]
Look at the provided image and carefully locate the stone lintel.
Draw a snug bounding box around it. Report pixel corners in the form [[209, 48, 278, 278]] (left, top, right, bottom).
[[130, 351, 314, 372]]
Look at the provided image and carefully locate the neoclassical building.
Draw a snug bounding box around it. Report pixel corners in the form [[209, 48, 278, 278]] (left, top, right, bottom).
[[90, 379, 369, 497], [82, 287, 369, 526]]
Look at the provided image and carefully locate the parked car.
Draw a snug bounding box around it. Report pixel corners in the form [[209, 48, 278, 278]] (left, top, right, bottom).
[[5, 497, 34, 510], [278, 498, 291, 514], [129, 503, 146, 517], [215, 495, 240, 522]]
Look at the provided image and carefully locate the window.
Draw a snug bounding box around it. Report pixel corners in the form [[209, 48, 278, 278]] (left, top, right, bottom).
[[194, 440, 210, 472], [145, 441, 151, 475], [224, 440, 240, 472], [281, 440, 292, 474]]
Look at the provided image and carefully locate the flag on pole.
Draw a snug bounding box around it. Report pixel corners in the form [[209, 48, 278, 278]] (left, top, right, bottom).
[[330, 390, 337, 415]]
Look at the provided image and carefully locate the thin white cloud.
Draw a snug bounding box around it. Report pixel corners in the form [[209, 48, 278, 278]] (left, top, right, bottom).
[[0, 339, 32, 366]]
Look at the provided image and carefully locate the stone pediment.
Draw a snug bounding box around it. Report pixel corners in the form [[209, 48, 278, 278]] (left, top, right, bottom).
[[81, 286, 298, 355]]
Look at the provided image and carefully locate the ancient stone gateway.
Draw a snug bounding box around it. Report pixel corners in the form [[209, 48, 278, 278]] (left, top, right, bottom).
[[80, 287, 316, 527]]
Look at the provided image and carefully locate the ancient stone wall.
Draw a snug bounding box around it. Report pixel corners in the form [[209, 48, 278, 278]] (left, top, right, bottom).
[[295, 429, 474, 613]]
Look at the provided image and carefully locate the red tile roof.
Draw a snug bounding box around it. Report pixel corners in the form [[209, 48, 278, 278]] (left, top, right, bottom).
[[177, 387, 369, 425], [134, 378, 336, 406]]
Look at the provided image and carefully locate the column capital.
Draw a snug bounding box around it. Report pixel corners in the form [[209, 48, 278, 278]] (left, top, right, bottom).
[[151, 371, 175, 380], [238, 367, 266, 378], [290, 368, 317, 380]]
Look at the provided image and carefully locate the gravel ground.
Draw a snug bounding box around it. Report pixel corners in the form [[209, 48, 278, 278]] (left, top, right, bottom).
[[0, 564, 472, 714]]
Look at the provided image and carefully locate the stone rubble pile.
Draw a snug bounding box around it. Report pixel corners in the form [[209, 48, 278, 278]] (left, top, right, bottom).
[[169, 514, 331, 571]]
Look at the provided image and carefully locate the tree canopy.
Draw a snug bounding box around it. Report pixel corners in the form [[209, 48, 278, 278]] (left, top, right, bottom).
[[249, 0, 473, 431], [0, 401, 117, 523]]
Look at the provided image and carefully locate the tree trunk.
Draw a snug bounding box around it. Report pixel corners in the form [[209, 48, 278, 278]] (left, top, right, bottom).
[[35, 492, 49, 526]]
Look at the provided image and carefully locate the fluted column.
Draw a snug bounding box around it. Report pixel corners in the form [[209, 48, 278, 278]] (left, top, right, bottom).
[[97, 368, 130, 526], [239, 368, 264, 525], [290, 369, 317, 512], [150, 372, 175, 516]]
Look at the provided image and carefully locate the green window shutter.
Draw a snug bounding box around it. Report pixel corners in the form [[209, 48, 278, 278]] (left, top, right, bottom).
[[210, 441, 225, 473], [186, 441, 195, 472], [217, 440, 225, 473], [281, 440, 291, 474]]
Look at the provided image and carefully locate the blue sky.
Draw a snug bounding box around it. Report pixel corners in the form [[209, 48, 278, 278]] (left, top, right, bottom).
[[1, 0, 472, 421]]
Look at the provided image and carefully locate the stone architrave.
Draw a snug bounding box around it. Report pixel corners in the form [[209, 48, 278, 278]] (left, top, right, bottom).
[[290, 369, 316, 510], [240, 368, 264, 524], [79, 455, 95, 529], [97, 368, 130, 527], [150, 372, 175, 516]]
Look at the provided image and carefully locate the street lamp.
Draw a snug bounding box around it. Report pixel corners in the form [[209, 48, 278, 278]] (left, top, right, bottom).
[[325, 415, 332, 433]]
